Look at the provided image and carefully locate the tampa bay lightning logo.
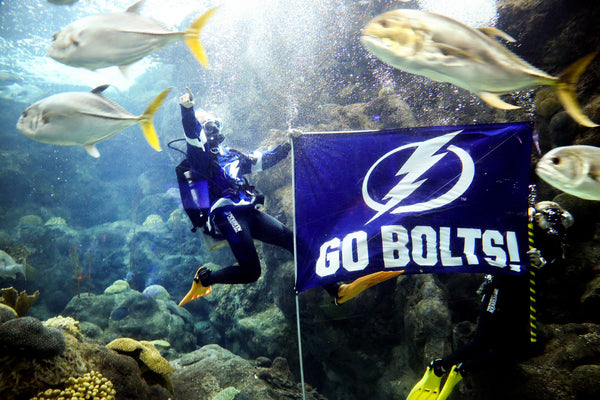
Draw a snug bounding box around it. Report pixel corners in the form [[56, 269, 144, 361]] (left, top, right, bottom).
[[362, 131, 475, 224]]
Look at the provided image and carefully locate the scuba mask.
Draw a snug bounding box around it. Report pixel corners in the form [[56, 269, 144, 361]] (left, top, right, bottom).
[[203, 119, 224, 154]]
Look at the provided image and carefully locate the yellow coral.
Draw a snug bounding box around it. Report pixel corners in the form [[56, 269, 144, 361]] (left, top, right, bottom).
[[44, 217, 67, 226], [106, 337, 174, 391], [30, 370, 116, 400], [43, 316, 81, 337], [0, 286, 39, 317], [106, 338, 174, 374]]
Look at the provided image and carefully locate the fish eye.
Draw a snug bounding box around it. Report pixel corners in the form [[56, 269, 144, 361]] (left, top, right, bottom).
[[550, 157, 560, 165], [52, 33, 58, 41], [22, 110, 27, 118]]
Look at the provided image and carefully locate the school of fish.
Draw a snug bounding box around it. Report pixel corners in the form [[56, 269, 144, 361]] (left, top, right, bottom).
[[14, 4, 600, 202]]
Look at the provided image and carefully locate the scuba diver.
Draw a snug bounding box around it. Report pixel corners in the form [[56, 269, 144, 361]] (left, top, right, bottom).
[[405, 196, 574, 400], [175, 88, 400, 306]]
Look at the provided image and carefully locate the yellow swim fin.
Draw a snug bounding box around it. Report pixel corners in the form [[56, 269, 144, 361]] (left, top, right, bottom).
[[405, 366, 443, 400], [184, 7, 219, 68], [554, 52, 599, 127], [336, 270, 403, 304], [138, 87, 171, 152], [437, 365, 463, 400], [178, 266, 212, 306]]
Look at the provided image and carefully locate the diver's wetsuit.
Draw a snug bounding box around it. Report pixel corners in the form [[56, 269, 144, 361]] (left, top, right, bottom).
[[435, 206, 569, 375], [434, 273, 531, 375], [178, 104, 293, 286]]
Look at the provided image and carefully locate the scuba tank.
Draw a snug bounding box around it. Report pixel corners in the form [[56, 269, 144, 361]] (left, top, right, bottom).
[[176, 159, 210, 232]]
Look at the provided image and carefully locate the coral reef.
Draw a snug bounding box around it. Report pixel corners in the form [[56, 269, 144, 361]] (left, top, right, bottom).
[[30, 370, 116, 400], [44, 315, 81, 337], [0, 316, 65, 358], [0, 286, 39, 316]]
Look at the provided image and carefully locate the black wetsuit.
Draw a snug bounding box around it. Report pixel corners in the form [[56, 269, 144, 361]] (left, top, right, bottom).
[[435, 273, 531, 374]]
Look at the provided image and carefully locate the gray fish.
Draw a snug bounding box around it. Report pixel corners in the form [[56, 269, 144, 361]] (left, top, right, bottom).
[[536, 145, 600, 200], [361, 9, 598, 127], [16, 85, 171, 157], [48, 0, 218, 73]]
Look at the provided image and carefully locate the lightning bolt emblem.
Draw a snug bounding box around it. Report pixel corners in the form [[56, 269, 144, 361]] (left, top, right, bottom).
[[363, 131, 473, 224]]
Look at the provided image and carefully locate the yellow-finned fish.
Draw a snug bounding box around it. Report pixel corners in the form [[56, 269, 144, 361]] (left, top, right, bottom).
[[16, 85, 171, 157], [361, 9, 598, 127], [48, 0, 218, 73], [536, 145, 600, 200]]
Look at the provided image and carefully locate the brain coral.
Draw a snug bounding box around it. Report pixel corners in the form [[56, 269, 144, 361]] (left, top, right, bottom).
[[107, 338, 174, 391], [30, 370, 116, 400], [0, 316, 65, 358]]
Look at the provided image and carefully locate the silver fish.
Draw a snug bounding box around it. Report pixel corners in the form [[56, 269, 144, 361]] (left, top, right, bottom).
[[48, 0, 218, 73], [361, 9, 598, 127], [536, 145, 600, 200], [16, 85, 171, 158]]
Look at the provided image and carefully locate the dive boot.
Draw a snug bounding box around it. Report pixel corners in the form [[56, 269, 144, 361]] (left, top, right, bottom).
[[437, 365, 463, 400], [336, 270, 404, 304], [405, 365, 443, 400], [178, 266, 212, 306]]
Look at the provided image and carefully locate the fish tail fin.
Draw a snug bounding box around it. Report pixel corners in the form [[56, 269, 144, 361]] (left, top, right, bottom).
[[139, 88, 172, 152], [555, 52, 599, 127], [184, 7, 219, 68]]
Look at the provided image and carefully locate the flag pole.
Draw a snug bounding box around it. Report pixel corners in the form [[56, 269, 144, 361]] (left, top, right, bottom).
[[291, 136, 307, 400]]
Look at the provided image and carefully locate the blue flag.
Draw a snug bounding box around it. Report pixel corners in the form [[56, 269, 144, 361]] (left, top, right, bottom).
[[293, 123, 533, 293]]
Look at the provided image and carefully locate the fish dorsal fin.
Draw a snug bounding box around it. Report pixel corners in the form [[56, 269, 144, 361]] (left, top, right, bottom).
[[91, 84, 110, 94], [477, 27, 516, 43], [434, 43, 485, 64], [126, 0, 145, 14], [478, 91, 521, 110], [84, 143, 101, 158]]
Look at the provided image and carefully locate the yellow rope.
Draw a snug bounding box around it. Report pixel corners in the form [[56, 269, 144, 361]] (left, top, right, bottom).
[[528, 222, 537, 343]]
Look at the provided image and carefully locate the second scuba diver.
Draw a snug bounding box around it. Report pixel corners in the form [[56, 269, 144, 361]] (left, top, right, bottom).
[[176, 88, 401, 306], [405, 196, 574, 400]]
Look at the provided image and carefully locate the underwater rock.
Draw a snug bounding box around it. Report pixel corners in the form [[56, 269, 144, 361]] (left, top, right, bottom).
[[64, 288, 196, 352], [403, 275, 452, 365], [581, 276, 600, 322], [172, 344, 325, 400], [104, 279, 131, 295], [571, 364, 600, 400], [236, 305, 294, 358], [510, 323, 600, 400], [0, 316, 65, 358], [143, 284, 171, 301]]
